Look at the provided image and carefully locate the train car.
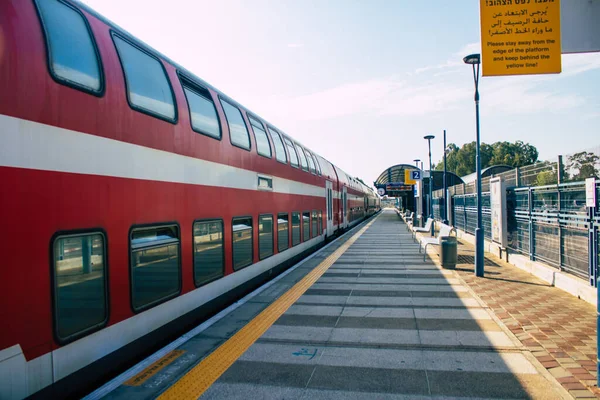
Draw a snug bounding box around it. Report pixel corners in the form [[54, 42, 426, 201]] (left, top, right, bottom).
[[0, 0, 379, 398]]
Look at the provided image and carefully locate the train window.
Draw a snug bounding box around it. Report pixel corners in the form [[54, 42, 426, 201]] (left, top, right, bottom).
[[130, 225, 181, 312], [296, 145, 309, 172], [268, 128, 287, 164], [318, 211, 323, 235], [291, 212, 301, 246], [35, 0, 103, 95], [193, 220, 224, 287], [311, 211, 318, 238], [113, 35, 176, 122], [283, 138, 299, 168], [52, 232, 107, 343], [313, 155, 322, 175], [220, 100, 251, 150], [277, 213, 289, 252], [248, 116, 272, 158], [181, 79, 221, 139], [305, 150, 316, 174], [232, 217, 253, 270], [259, 215, 274, 260], [302, 211, 310, 242]]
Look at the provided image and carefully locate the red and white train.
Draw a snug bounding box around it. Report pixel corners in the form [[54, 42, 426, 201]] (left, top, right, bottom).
[[0, 0, 380, 398]]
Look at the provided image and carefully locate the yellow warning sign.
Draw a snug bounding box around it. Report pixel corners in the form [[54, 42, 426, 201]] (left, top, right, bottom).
[[480, 0, 561, 76], [405, 170, 416, 185]]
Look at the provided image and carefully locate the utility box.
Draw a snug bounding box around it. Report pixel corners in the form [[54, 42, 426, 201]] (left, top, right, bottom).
[[440, 236, 457, 269]]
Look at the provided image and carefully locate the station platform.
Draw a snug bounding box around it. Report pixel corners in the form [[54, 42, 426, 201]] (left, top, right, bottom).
[[89, 210, 572, 399]]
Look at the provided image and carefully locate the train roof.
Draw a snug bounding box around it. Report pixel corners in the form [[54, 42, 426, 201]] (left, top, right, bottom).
[[71, 0, 342, 175]]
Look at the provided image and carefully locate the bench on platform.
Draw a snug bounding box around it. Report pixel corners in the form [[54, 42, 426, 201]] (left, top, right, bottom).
[[403, 211, 414, 229], [418, 223, 455, 261], [411, 217, 433, 240]]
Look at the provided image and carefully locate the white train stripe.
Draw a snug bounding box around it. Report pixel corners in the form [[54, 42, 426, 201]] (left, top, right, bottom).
[[0, 114, 325, 197]]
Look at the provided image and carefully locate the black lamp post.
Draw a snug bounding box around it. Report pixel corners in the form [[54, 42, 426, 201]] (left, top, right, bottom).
[[424, 135, 435, 236], [463, 53, 484, 277], [443, 129, 448, 224]]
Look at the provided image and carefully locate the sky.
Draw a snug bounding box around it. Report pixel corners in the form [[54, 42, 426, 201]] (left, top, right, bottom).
[[80, 0, 600, 187]]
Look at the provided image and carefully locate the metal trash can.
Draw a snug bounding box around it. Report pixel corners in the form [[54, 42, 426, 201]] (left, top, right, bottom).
[[440, 236, 457, 269]]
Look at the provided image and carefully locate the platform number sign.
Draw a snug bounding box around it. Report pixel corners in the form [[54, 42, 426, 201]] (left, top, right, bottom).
[[411, 171, 421, 180]]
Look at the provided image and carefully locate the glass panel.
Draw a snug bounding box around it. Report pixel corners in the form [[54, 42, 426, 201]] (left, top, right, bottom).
[[249, 117, 272, 158], [233, 217, 253, 270], [305, 150, 316, 173], [296, 145, 309, 171], [131, 226, 180, 311], [36, 0, 101, 92], [221, 100, 250, 149], [193, 220, 224, 286], [258, 176, 273, 190], [313, 155, 322, 175], [113, 36, 175, 120], [277, 213, 289, 252], [311, 211, 318, 238], [259, 215, 274, 259], [292, 212, 301, 246], [318, 211, 323, 234], [53, 233, 106, 340], [183, 86, 220, 138], [268, 128, 287, 163], [284, 138, 299, 167], [303, 211, 310, 242]]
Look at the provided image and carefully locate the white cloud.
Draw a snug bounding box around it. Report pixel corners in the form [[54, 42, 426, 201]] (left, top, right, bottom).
[[248, 43, 600, 126], [561, 52, 600, 76], [287, 43, 304, 48]]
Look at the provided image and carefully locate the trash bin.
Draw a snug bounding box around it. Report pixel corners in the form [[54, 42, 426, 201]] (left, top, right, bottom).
[[440, 236, 457, 269]]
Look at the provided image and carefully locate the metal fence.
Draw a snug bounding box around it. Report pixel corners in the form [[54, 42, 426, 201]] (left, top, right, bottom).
[[506, 183, 594, 279], [431, 145, 600, 283], [451, 193, 492, 240]]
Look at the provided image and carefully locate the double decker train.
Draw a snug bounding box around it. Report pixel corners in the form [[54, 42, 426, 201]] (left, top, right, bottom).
[[0, 0, 380, 398]]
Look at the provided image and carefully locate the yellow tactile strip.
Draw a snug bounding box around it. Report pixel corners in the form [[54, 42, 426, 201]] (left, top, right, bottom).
[[124, 350, 186, 386], [158, 217, 377, 400]]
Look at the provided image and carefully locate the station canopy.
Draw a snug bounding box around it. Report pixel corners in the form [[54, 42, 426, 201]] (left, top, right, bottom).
[[374, 164, 418, 197], [374, 163, 464, 197]]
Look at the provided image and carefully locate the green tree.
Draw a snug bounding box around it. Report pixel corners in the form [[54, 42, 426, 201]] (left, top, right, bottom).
[[565, 151, 600, 181], [535, 170, 557, 186], [435, 140, 538, 176], [489, 141, 538, 167]]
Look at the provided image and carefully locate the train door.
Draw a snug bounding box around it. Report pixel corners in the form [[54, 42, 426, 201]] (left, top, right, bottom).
[[342, 186, 348, 229], [326, 180, 333, 236]]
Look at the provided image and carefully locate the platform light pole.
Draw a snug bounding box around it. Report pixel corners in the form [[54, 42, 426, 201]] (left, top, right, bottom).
[[463, 53, 484, 277], [424, 135, 435, 236], [443, 129, 448, 224]]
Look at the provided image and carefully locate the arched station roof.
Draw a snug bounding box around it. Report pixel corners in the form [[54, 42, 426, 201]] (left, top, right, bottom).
[[461, 165, 512, 184], [374, 164, 464, 189], [374, 164, 419, 186]]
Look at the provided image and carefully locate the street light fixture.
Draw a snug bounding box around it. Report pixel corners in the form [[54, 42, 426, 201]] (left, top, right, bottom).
[[463, 52, 484, 277], [443, 129, 448, 225], [424, 134, 435, 236], [413, 159, 420, 168]]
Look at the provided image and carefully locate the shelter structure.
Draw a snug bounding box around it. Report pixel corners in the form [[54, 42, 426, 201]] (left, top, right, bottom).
[[461, 165, 512, 184], [374, 164, 463, 215]]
